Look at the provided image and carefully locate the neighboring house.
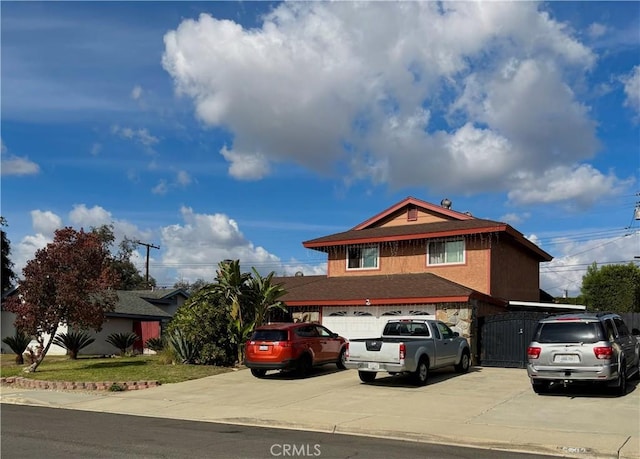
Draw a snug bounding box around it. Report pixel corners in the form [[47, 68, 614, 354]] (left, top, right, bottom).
[[1, 288, 188, 356], [273, 196, 557, 362]]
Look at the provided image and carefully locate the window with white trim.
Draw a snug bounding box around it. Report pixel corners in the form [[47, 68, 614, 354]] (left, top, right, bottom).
[[347, 245, 379, 270], [427, 239, 465, 265]]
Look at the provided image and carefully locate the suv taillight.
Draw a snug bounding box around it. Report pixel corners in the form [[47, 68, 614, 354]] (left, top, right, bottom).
[[279, 341, 291, 348], [527, 346, 541, 359], [594, 346, 613, 360], [399, 343, 406, 361]]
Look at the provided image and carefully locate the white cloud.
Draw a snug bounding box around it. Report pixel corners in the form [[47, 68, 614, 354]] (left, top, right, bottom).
[[131, 85, 143, 101], [621, 65, 640, 115], [587, 22, 607, 39], [176, 170, 192, 186], [31, 210, 62, 236], [90, 143, 102, 156], [159, 207, 284, 283], [111, 125, 159, 147], [507, 164, 632, 209], [152, 180, 168, 195], [1, 140, 40, 176], [161, 2, 621, 207]]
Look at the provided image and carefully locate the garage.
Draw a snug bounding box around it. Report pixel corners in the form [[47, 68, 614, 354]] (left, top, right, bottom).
[[321, 305, 436, 340]]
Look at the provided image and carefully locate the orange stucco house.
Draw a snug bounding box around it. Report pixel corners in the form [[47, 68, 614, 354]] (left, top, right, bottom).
[[273, 196, 554, 363]]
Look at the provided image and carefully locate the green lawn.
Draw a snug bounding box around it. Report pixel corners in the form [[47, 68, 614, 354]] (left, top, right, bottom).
[[0, 354, 232, 384]]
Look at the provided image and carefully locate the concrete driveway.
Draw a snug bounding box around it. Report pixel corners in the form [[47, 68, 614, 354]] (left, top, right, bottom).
[[1, 366, 638, 459]]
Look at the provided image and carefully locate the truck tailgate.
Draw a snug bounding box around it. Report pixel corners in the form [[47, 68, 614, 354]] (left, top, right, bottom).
[[348, 339, 401, 364]]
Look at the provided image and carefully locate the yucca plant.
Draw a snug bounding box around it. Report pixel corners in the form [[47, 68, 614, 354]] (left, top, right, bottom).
[[105, 332, 139, 356], [145, 336, 164, 352], [52, 330, 95, 359], [2, 330, 32, 364], [168, 329, 198, 364]]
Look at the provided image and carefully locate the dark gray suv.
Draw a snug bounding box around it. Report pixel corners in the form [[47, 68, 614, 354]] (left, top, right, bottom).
[[526, 312, 640, 395]]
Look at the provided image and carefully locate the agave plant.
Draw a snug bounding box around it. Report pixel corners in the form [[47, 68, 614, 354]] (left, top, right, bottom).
[[145, 336, 164, 352], [167, 329, 198, 364], [2, 330, 32, 364], [52, 331, 95, 359], [105, 332, 139, 356]]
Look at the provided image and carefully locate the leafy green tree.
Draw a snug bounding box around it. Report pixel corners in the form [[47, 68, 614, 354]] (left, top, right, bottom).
[[174, 278, 208, 294], [1, 217, 16, 292], [168, 286, 236, 366], [581, 262, 640, 313], [4, 227, 119, 372]]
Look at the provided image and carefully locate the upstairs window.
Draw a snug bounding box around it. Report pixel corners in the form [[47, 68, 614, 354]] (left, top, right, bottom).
[[427, 239, 464, 265], [347, 245, 379, 270]]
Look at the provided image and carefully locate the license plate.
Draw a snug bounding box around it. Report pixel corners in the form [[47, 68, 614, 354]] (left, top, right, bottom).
[[367, 362, 379, 370], [554, 354, 579, 363], [259, 345, 269, 351]]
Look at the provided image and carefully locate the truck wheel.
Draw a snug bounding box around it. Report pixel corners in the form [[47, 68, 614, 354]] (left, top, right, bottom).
[[336, 347, 347, 370], [250, 368, 267, 378], [455, 350, 470, 373], [413, 358, 429, 386], [358, 371, 376, 383]]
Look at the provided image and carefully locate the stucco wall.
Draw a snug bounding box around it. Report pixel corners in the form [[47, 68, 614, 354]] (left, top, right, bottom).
[[77, 318, 134, 356], [490, 240, 541, 301], [377, 207, 452, 227], [326, 239, 491, 295]]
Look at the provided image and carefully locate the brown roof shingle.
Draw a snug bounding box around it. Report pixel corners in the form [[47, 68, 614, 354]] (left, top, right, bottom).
[[273, 273, 493, 306]]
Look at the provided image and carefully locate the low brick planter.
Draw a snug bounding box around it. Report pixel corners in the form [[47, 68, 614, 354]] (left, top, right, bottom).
[[0, 376, 160, 391]]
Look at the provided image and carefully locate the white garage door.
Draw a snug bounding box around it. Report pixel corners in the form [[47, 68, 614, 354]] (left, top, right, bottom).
[[322, 305, 436, 340]]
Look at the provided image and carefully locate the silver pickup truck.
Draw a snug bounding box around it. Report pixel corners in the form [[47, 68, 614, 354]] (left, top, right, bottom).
[[345, 318, 471, 385]]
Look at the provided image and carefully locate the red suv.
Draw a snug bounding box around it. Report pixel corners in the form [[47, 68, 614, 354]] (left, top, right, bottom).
[[244, 322, 348, 378]]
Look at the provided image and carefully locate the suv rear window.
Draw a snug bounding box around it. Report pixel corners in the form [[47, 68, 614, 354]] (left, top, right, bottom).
[[251, 330, 289, 341], [535, 322, 605, 344]]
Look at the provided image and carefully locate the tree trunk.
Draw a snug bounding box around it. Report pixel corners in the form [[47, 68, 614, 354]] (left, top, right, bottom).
[[24, 332, 55, 373], [15, 354, 24, 365]]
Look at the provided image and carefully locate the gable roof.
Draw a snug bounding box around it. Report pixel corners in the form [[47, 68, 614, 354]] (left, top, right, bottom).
[[352, 196, 473, 230], [273, 273, 501, 307], [303, 196, 552, 262], [109, 291, 173, 320]]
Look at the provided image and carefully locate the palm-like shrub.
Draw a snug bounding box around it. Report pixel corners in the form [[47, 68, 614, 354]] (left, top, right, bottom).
[[2, 331, 32, 364], [52, 331, 95, 359], [145, 337, 164, 352], [106, 332, 138, 356]]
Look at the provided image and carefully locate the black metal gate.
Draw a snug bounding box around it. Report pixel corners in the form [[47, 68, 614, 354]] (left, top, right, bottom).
[[479, 312, 548, 368]]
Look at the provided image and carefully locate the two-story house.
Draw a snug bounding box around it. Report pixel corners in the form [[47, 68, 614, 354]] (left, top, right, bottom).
[[273, 196, 554, 363]]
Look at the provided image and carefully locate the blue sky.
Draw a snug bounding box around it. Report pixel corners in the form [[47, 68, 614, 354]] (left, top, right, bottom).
[[2, 1, 639, 297]]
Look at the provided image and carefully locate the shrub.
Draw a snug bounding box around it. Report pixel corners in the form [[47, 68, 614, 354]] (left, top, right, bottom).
[[145, 337, 164, 352], [105, 332, 138, 356], [52, 330, 95, 359], [2, 331, 32, 364], [168, 287, 235, 366]]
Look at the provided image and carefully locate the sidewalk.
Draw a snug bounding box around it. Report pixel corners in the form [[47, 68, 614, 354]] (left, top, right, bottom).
[[1, 367, 638, 459]]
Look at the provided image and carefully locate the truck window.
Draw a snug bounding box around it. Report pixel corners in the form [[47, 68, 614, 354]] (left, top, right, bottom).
[[437, 322, 454, 339], [383, 322, 431, 336]]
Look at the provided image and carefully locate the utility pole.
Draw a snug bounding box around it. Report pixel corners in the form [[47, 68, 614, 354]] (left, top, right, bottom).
[[135, 241, 160, 288]]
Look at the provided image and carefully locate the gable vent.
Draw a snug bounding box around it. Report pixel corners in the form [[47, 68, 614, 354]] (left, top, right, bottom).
[[407, 205, 418, 221]]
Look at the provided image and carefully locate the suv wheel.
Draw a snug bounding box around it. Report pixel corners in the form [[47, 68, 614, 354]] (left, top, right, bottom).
[[614, 365, 627, 396], [296, 354, 312, 378], [336, 347, 347, 370], [532, 380, 550, 394], [250, 368, 267, 378]]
